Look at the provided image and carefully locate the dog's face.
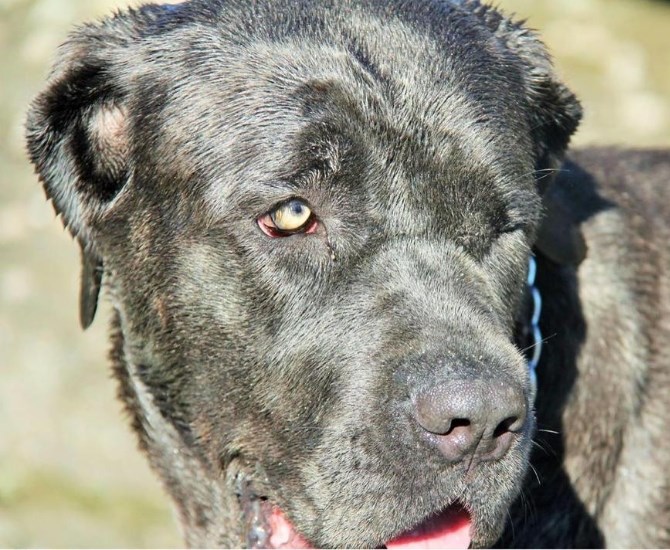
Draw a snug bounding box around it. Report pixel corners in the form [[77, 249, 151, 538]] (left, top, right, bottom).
[[26, 1, 581, 547]]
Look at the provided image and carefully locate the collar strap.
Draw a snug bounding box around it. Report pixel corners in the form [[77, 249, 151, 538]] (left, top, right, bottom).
[[526, 256, 542, 402]]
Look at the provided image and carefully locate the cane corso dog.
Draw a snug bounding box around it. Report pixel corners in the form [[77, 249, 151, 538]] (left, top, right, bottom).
[[25, 0, 670, 547]]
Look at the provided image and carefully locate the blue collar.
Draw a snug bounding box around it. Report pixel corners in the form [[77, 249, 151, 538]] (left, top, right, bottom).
[[526, 256, 542, 402]]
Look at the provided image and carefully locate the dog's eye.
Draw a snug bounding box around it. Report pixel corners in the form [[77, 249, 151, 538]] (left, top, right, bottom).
[[258, 199, 317, 237], [272, 200, 311, 230]]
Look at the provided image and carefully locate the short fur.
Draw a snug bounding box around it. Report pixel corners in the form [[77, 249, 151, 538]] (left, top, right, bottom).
[[25, 0, 670, 547]]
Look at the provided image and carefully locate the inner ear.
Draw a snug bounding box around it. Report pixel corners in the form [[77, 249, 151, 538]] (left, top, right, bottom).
[[73, 102, 129, 202]]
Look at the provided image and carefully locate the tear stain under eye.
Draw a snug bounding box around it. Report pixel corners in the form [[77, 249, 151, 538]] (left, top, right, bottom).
[[327, 239, 336, 261], [325, 227, 336, 261]]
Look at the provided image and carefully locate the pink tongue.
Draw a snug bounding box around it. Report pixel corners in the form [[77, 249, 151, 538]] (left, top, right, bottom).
[[385, 507, 472, 550]]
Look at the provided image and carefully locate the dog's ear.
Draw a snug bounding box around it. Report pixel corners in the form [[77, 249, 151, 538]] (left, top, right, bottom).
[[501, 21, 587, 266], [468, 2, 582, 177], [25, 9, 156, 328], [534, 185, 587, 266], [467, 3, 585, 265], [498, 18, 587, 266]]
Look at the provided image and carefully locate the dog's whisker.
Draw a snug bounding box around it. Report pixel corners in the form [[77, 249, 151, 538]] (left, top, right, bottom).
[[519, 487, 538, 531], [530, 439, 551, 456], [536, 428, 560, 435], [518, 332, 557, 354], [534, 167, 563, 173], [516, 167, 566, 181], [528, 463, 542, 487], [505, 507, 516, 543]]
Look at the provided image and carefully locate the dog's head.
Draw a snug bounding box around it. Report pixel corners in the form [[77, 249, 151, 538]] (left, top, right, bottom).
[[26, 1, 581, 547]]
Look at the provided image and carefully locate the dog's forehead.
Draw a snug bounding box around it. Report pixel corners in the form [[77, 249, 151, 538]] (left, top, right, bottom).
[[129, 6, 538, 229]]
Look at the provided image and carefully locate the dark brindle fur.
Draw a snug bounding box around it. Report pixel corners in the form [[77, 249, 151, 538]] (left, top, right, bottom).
[[26, 0, 670, 547]]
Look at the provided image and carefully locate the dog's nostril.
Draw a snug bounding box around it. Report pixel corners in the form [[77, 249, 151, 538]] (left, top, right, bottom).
[[492, 416, 519, 438], [445, 418, 471, 435]]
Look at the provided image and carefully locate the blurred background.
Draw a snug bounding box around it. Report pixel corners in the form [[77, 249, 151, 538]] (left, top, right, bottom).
[[1, 0, 669, 546]]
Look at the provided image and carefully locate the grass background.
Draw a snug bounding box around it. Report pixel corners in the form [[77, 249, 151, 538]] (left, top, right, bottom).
[[1, 0, 669, 546]]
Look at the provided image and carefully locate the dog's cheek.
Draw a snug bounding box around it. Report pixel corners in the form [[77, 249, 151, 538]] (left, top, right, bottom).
[[156, 242, 325, 462]]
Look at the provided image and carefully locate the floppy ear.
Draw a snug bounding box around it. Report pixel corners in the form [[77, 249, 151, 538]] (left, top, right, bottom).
[[498, 20, 587, 266], [501, 23, 587, 265], [468, 2, 582, 174], [25, 10, 150, 328], [468, 2, 585, 264], [534, 183, 587, 266]]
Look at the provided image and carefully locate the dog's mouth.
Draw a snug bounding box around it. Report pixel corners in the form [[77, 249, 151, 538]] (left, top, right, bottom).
[[384, 506, 472, 550], [238, 479, 472, 549]]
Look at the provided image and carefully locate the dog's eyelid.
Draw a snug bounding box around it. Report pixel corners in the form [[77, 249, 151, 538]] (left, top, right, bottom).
[[501, 223, 526, 234]]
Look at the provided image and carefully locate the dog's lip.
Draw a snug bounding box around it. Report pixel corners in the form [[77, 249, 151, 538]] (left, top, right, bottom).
[[265, 504, 312, 548], [252, 500, 472, 549]]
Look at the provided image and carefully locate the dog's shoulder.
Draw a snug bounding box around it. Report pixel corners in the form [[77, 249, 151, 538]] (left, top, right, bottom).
[[561, 147, 670, 229], [548, 146, 670, 547]]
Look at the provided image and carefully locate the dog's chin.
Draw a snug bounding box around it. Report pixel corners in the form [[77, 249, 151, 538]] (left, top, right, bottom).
[[239, 489, 473, 549]]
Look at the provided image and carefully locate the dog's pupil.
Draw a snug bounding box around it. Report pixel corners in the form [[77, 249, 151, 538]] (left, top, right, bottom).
[[289, 201, 304, 217]]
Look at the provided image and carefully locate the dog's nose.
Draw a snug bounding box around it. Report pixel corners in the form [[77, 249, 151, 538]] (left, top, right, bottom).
[[414, 378, 527, 463]]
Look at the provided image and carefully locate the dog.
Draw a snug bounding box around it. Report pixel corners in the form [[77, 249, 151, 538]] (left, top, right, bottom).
[[25, 0, 670, 547]]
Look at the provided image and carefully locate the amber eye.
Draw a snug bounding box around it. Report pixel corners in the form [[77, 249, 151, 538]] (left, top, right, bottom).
[[271, 199, 312, 230], [258, 199, 316, 237]]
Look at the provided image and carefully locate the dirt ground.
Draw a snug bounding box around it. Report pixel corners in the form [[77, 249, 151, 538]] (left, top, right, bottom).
[[1, 0, 669, 547]]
